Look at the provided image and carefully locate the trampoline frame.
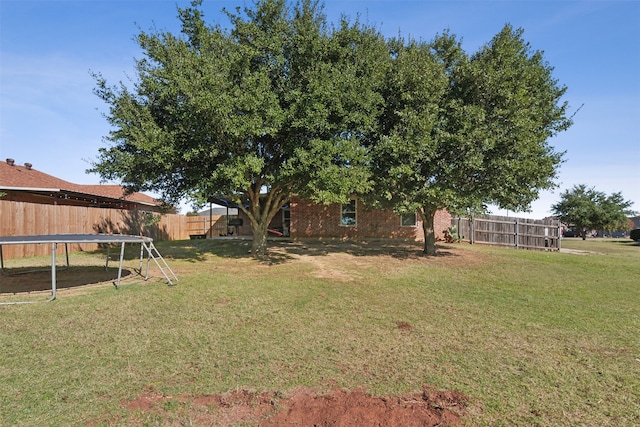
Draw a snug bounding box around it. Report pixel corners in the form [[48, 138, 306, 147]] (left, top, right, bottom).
[[0, 234, 157, 305]]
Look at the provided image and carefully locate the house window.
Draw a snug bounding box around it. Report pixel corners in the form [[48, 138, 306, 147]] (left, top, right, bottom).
[[400, 211, 417, 227], [341, 199, 357, 226]]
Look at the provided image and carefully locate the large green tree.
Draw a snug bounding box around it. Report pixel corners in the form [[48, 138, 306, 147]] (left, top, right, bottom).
[[90, 0, 388, 257], [367, 26, 572, 255], [551, 184, 635, 239]]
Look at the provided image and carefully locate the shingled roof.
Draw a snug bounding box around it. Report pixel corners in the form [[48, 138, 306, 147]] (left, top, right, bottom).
[[0, 158, 160, 208]]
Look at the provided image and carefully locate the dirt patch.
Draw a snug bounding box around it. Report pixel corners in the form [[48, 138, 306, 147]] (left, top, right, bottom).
[[120, 386, 469, 426], [559, 248, 593, 255], [396, 321, 414, 332], [301, 253, 366, 282], [269, 240, 488, 282], [263, 387, 468, 426]]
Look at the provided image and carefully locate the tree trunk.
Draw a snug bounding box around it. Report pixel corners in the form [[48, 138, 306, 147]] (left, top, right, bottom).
[[252, 222, 269, 258], [421, 207, 438, 256], [243, 186, 288, 259], [582, 227, 587, 240]]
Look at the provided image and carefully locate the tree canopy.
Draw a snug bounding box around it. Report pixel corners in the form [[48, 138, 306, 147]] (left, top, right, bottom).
[[91, 0, 573, 256], [551, 184, 635, 239], [91, 0, 388, 256], [366, 26, 571, 254]]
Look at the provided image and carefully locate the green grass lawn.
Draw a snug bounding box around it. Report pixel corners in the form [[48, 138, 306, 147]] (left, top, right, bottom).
[[1, 237, 638, 426]]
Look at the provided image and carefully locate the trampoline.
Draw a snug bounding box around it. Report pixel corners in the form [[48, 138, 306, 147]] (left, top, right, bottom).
[[0, 234, 177, 305]]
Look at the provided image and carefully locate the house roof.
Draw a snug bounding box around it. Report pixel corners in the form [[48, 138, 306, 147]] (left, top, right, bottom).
[[0, 158, 160, 206]]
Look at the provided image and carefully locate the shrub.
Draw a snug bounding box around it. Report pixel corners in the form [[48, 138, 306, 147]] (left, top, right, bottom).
[[444, 225, 461, 243], [630, 229, 640, 242]]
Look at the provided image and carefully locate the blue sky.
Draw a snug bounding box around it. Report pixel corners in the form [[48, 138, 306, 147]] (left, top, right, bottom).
[[1, 0, 639, 218]]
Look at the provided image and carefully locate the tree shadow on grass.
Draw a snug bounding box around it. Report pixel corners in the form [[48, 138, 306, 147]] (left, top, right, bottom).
[[268, 239, 459, 261], [608, 239, 639, 247], [143, 238, 463, 266], [82, 238, 250, 264], [148, 238, 256, 262]]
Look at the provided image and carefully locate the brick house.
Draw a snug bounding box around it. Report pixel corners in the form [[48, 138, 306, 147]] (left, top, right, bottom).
[[232, 196, 451, 241], [0, 158, 163, 211]]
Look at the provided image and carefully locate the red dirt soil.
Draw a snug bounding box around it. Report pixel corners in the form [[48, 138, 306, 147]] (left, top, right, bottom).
[[121, 385, 469, 426]]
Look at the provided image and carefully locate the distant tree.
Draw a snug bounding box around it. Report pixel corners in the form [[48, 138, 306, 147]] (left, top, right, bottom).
[[551, 184, 635, 239], [90, 0, 388, 257], [366, 26, 572, 255]]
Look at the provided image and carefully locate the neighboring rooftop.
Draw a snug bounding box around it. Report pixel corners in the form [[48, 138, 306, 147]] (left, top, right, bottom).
[[0, 158, 161, 210]]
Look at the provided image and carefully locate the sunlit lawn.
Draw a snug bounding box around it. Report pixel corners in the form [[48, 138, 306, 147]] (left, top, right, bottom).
[[1, 237, 638, 426]]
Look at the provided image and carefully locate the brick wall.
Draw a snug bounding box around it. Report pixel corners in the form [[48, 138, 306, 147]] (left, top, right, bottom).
[[289, 197, 451, 241], [431, 207, 453, 241]]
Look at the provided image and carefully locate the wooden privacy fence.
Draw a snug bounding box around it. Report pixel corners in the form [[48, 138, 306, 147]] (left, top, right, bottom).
[[0, 200, 190, 259], [452, 215, 561, 251]]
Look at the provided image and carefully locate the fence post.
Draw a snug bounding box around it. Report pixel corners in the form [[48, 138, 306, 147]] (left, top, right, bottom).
[[514, 219, 519, 249], [209, 204, 213, 238], [557, 221, 562, 251], [470, 216, 475, 245]]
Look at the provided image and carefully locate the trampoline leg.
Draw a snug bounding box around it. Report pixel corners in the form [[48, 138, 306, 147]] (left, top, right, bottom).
[[49, 242, 57, 302], [144, 244, 151, 280], [138, 243, 144, 274], [116, 242, 125, 288]]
